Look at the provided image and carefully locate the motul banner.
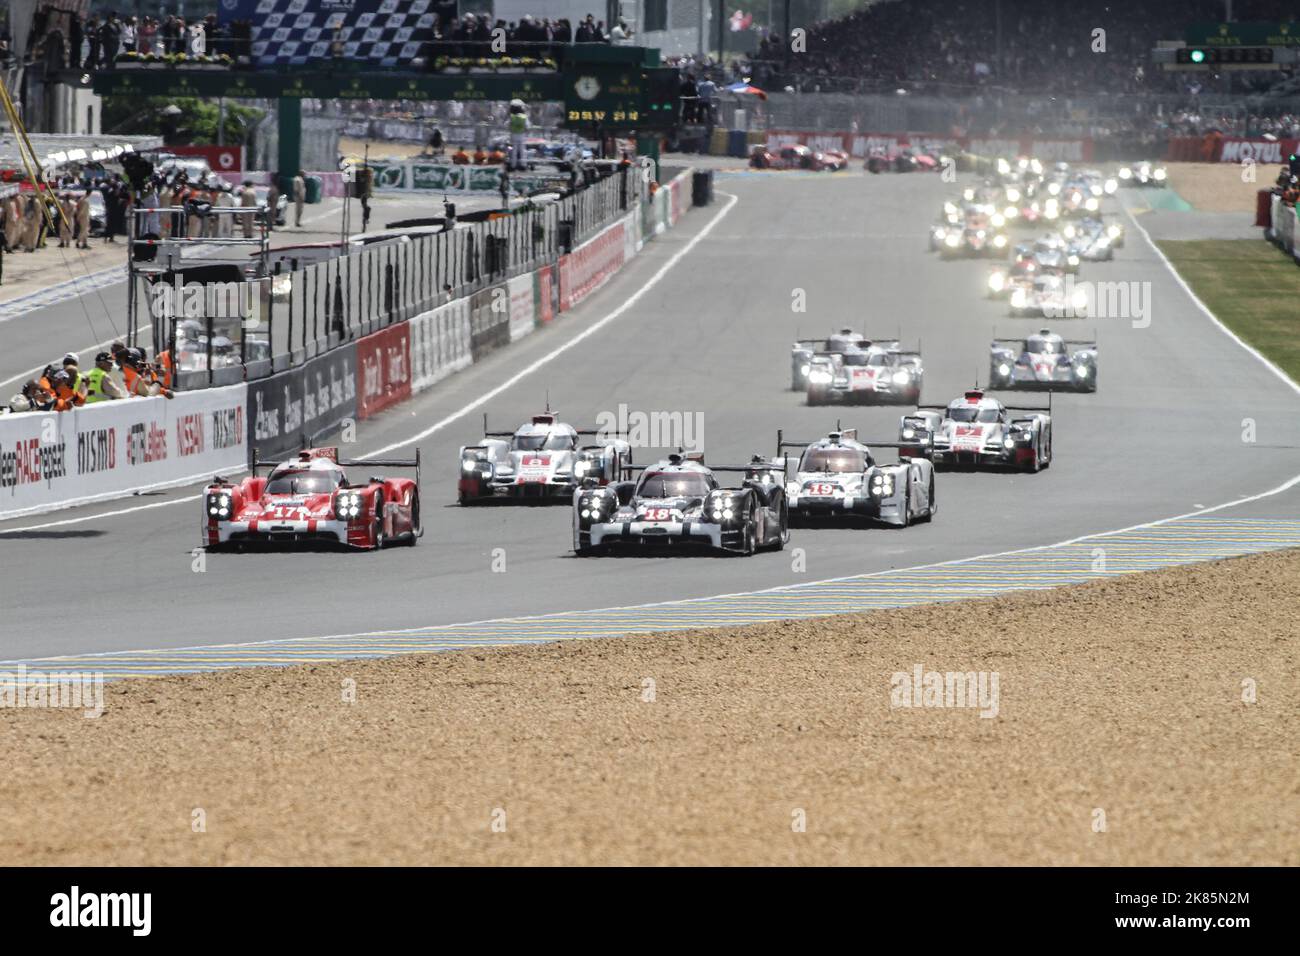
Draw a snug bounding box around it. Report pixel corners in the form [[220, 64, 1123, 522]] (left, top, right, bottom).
[[356, 323, 411, 419], [1216, 137, 1300, 164], [766, 130, 1094, 162], [0, 384, 247, 519]]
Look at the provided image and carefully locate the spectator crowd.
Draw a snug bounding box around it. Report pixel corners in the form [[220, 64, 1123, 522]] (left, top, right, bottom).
[[18, 5, 255, 71], [751, 0, 1300, 97], [6, 342, 173, 416]]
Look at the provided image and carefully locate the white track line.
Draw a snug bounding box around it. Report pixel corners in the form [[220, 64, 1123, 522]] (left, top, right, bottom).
[[0, 193, 740, 534]]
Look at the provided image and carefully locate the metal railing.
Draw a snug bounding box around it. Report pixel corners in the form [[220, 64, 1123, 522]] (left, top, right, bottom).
[[157, 165, 635, 391]]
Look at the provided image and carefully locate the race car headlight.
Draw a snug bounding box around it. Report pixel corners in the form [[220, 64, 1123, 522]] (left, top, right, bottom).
[[998, 362, 1011, 376], [1003, 437, 1016, 449], [1107, 224, 1122, 239], [799, 363, 811, 377], [1071, 289, 1088, 309], [334, 492, 364, 520], [994, 234, 1007, 247], [869, 474, 894, 497], [943, 201, 957, 215], [1104, 178, 1118, 194], [1067, 254, 1080, 266], [809, 369, 833, 384], [1076, 365, 1090, 378], [1119, 167, 1132, 179], [1047, 182, 1060, 196], [963, 188, 975, 201], [1096, 235, 1110, 249], [206, 492, 231, 519], [1010, 289, 1028, 308], [945, 234, 960, 248], [573, 460, 590, 478], [461, 458, 480, 474], [901, 428, 916, 440], [1153, 168, 1166, 181], [1004, 205, 1018, 219], [1085, 198, 1099, 211], [1090, 184, 1103, 197], [997, 158, 1011, 175], [1063, 225, 1076, 239], [988, 272, 1005, 291], [892, 370, 911, 385], [1005, 188, 1021, 203]]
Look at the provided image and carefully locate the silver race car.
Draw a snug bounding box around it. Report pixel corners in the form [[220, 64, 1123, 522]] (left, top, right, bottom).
[[778, 427, 935, 526], [989, 329, 1097, 393], [791, 328, 895, 390], [1117, 161, 1167, 187], [1009, 272, 1088, 318], [573, 453, 789, 555], [805, 342, 924, 406], [458, 412, 631, 503], [899, 389, 1052, 472]]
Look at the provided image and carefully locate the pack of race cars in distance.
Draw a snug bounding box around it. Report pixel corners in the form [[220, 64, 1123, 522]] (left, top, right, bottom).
[[748, 143, 850, 171]]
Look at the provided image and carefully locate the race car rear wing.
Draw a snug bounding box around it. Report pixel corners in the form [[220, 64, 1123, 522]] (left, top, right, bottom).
[[777, 428, 932, 459], [1004, 392, 1053, 416], [481, 413, 628, 440], [250, 442, 420, 486]]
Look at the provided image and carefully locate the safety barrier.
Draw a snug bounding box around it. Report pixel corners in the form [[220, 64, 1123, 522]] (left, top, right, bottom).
[[0, 384, 247, 520]]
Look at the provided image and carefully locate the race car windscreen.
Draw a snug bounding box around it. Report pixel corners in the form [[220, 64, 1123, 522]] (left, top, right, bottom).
[[800, 448, 868, 473], [1026, 336, 1062, 353], [637, 471, 713, 498], [512, 433, 576, 451], [947, 406, 1002, 423], [264, 470, 343, 495]]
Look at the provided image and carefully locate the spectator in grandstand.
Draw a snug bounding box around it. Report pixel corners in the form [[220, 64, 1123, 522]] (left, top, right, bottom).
[[452, 146, 471, 165], [99, 12, 122, 68]]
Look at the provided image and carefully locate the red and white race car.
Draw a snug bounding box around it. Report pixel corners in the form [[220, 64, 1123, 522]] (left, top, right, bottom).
[[202, 446, 422, 550], [749, 144, 844, 171]]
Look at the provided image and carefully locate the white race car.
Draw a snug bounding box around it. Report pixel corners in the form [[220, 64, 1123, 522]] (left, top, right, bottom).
[[459, 412, 631, 503], [779, 427, 935, 526], [900, 389, 1052, 471]]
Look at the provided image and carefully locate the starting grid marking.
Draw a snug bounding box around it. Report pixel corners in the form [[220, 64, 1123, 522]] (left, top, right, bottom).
[[3, 515, 1299, 684]]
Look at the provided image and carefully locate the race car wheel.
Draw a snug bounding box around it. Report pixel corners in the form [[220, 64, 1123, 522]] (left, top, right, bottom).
[[1027, 436, 1043, 474], [918, 473, 936, 523], [764, 495, 789, 551], [372, 491, 387, 549], [1042, 427, 1053, 469], [898, 479, 911, 527], [404, 490, 421, 546]]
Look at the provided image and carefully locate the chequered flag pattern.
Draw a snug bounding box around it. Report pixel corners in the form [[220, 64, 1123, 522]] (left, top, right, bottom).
[[244, 0, 436, 67]]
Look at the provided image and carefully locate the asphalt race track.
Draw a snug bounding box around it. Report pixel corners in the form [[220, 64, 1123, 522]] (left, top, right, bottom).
[[4, 169, 1300, 662]]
